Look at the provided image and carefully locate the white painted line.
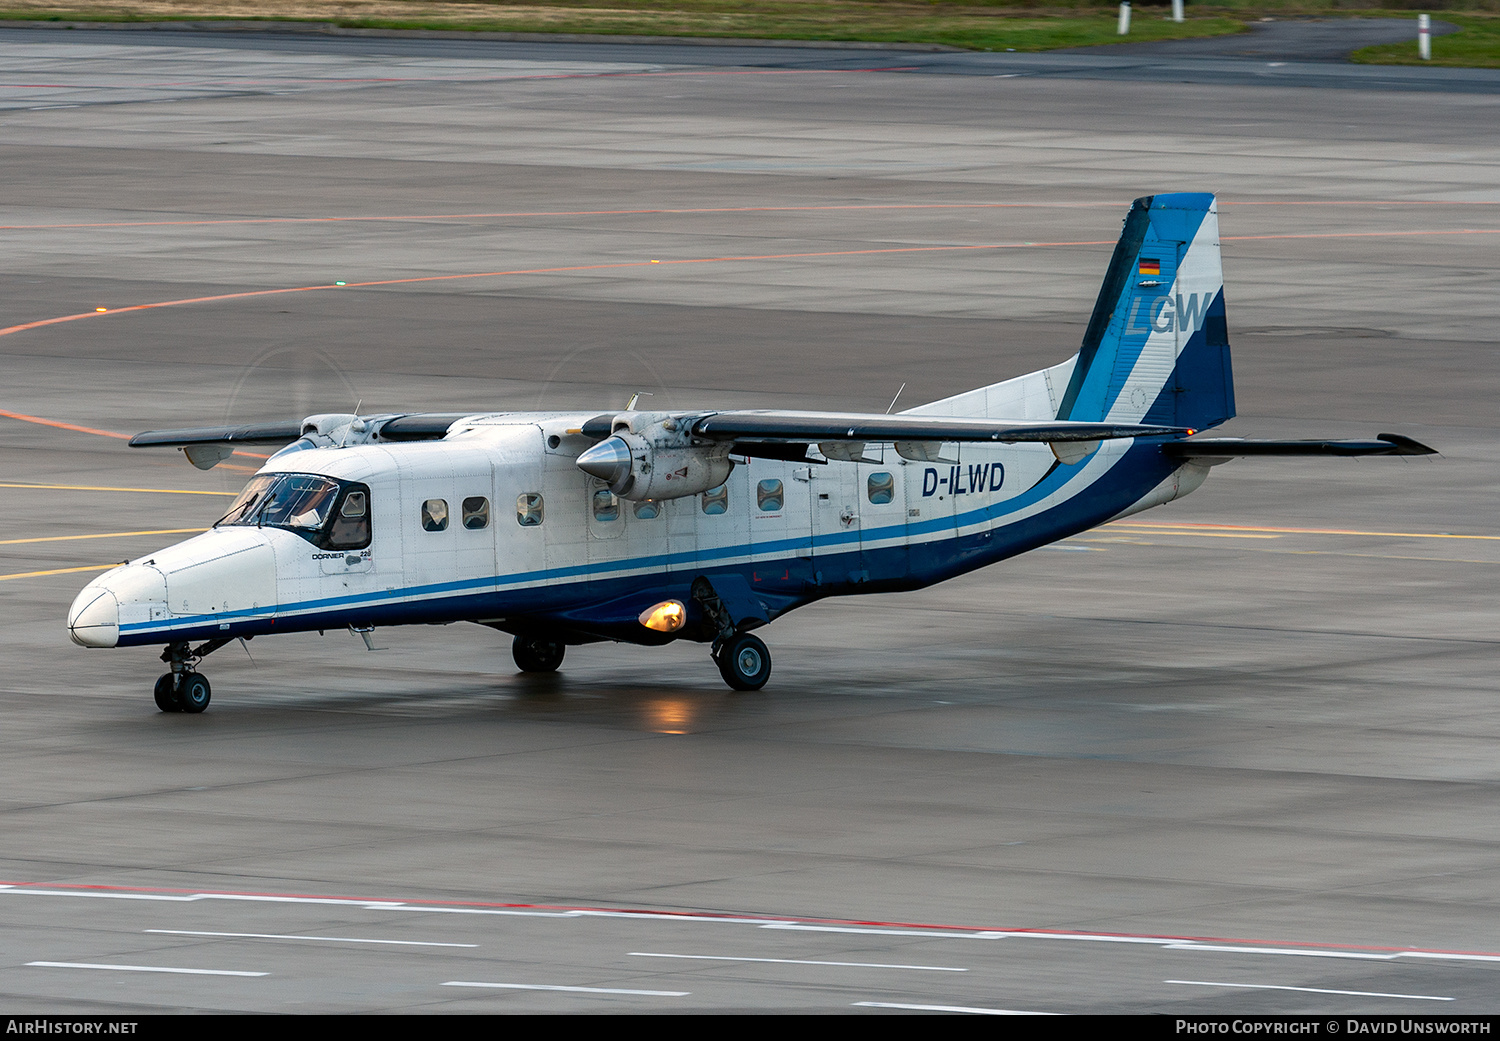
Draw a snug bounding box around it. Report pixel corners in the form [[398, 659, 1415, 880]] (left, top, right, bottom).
[[974, 930, 1169, 945], [384, 906, 581, 918], [1166, 980, 1453, 1002], [443, 981, 688, 997], [28, 961, 267, 977], [630, 952, 967, 972], [1166, 943, 1399, 961], [854, 1001, 1055, 1015], [1401, 951, 1500, 964], [146, 929, 477, 948], [762, 924, 971, 939], [2, 888, 406, 909], [8, 884, 1500, 967]]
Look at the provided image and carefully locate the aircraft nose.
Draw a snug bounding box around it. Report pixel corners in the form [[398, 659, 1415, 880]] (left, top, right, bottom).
[[67, 586, 120, 648], [67, 563, 168, 648]]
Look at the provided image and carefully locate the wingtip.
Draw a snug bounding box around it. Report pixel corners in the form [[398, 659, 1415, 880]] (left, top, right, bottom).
[[1377, 433, 1439, 456]]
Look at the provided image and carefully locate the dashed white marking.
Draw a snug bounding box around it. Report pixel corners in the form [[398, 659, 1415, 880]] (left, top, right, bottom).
[[761, 924, 963, 939], [1402, 951, 1500, 964], [630, 952, 967, 972], [28, 961, 266, 977], [1166, 980, 1453, 1001], [146, 929, 477, 948], [1165, 943, 1399, 961], [443, 981, 688, 996], [6, 885, 1499, 967], [854, 1001, 1054, 1015]]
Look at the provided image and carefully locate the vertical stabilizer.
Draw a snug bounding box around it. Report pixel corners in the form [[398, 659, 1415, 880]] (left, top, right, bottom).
[[1055, 193, 1235, 431]]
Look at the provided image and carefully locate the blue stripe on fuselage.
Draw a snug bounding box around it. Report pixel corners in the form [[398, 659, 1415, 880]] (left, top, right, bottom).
[[116, 443, 1178, 647]]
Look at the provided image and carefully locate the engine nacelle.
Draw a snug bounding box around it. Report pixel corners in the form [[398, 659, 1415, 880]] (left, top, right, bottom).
[[575, 414, 734, 501]]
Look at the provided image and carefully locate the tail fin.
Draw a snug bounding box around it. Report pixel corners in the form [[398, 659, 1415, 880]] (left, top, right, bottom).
[[1055, 193, 1235, 431]]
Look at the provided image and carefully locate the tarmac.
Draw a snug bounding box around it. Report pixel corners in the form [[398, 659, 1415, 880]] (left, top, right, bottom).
[[0, 24, 1496, 1013]]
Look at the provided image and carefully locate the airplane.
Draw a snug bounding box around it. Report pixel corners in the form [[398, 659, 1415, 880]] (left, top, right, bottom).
[[65, 193, 1435, 712]]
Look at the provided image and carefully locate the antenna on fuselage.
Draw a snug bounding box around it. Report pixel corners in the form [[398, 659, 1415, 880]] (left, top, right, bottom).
[[349, 624, 380, 651], [339, 400, 364, 448], [885, 382, 907, 415], [625, 391, 653, 411]]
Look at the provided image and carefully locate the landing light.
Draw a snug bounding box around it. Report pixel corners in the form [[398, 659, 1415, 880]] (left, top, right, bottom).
[[639, 600, 686, 633]]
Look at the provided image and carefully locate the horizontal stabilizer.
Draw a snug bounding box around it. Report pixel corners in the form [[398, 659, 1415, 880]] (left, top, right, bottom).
[[691, 411, 1188, 445], [1162, 433, 1436, 459]]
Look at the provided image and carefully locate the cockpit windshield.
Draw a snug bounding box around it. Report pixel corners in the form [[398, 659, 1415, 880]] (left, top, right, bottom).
[[218, 473, 370, 549]]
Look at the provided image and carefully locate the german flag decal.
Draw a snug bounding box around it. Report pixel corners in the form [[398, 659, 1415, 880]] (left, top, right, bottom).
[[1138, 258, 1161, 275]]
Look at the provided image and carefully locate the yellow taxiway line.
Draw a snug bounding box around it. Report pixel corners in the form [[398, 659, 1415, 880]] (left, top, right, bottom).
[[0, 482, 236, 497], [0, 564, 118, 582], [0, 528, 207, 547], [1107, 522, 1498, 541]]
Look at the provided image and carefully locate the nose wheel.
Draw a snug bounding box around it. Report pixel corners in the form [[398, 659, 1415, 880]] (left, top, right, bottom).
[[513, 634, 565, 673], [153, 671, 211, 713], [713, 632, 771, 691], [154, 638, 229, 713]]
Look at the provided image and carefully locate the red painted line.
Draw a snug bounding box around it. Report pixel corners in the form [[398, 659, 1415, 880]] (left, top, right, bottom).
[[2, 879, 1496, 959], [0, 240, 1119, 341], [3, 226, 1490, 345], [0, 409, 127, 440], [0, 201, 1121, 231], [0, 409, 268, 459], [1226, 229, 1500, 242]]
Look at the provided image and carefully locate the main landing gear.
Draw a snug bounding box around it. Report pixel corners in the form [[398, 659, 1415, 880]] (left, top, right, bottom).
[[713, 631, 772, 691], [513, 634, 565, 673], [154, 638, 230, 713], [694, 577, 772, 691]]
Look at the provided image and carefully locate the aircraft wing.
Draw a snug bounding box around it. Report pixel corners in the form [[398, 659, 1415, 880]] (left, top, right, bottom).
[[127, 413, 471, 449], [683, 411, 1189, 445], [1162, 433, 1436, 458], [128, 421, 306, 448]]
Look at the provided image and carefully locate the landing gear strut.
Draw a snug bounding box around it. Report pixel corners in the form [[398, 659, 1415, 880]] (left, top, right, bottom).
[[513, 634, 565, 673], [693, 577, 772, 691], [154, 638, 229, 713]]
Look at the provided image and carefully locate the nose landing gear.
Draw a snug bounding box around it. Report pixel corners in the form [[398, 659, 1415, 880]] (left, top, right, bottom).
[[154, 638, 230, 713], [512, 634, 565, 673]]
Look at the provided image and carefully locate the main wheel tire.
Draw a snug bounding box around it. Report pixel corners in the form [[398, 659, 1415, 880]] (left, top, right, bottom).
[[512, 635, 565, 673], [153, 673, 181, 713], [178, 672, 211, 713], [715, 632, 772, 691]]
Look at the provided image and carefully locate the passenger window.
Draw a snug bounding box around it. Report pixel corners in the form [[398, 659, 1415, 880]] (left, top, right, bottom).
[[867, 472, 895, 505], [422, 498, 449, 532], [632, 499, 661, 520], [756, 479, 784, 512], [516, 493, 544, 527], [326, 487, 371, 550], [701, 484, 729, 516], [592, 488, 620, 523], [462, 496, 490, 530]]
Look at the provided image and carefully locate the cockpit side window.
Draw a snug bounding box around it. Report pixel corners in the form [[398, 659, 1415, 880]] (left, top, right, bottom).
[[326, 486, 371, 549]]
